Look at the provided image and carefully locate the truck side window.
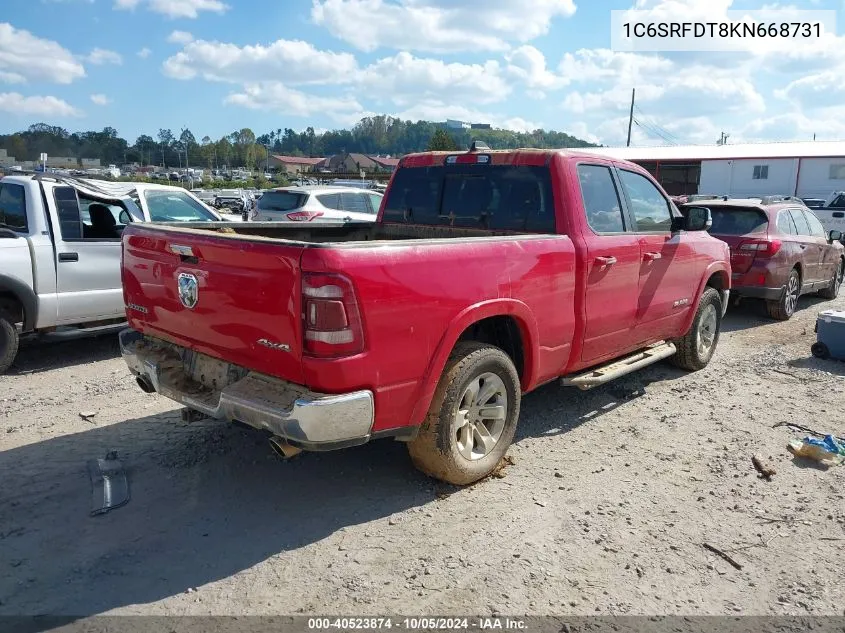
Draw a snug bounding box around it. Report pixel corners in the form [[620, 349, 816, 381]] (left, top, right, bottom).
[[0, 183, 28, 232], [577, 164, 624, 234], [54, 186, 84, 240], [618, 169, 673, 232]]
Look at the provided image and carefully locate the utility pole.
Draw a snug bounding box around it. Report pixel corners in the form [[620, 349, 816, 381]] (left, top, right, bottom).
[[626, 88, 636, 147]]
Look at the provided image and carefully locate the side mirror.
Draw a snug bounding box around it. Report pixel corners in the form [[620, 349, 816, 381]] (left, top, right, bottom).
[[681, 206, 712, 232], [829, 230, 842, 243], [118, 209, 133, 225]]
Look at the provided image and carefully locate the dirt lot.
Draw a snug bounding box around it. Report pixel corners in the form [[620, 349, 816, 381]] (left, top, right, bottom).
[[1, 294, 844, 617]]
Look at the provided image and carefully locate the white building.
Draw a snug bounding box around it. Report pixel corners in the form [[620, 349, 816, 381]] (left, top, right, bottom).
[[445, 119, 471, 130], [571, 141, 845, 200]]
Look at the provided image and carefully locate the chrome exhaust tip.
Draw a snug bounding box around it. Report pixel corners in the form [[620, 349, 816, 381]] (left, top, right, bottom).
[[136, 376, 156, 394], [269, 436, 302, 459]]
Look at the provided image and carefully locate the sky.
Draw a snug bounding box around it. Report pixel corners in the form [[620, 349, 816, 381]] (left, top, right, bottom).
[[1, 0, 845, 147]]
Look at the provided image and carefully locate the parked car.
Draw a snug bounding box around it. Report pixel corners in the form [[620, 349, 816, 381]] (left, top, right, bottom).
[[0, 174, 228, 373], [255, 186, 382, 222], [118, 146, 730, 484], [680, 197, 844, 320]]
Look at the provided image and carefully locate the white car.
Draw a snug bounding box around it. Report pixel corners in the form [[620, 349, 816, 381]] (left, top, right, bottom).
[[255, 186, 383, 223]]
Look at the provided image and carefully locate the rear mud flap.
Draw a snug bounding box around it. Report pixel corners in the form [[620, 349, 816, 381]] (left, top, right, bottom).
[[87, 453, 130, 516]]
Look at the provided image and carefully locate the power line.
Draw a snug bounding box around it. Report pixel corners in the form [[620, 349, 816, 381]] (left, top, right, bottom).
[[633, 105, 683, 144], [633, 116, 678, 145], [634, 105, 681, 142], [633, 117, 678, 145]]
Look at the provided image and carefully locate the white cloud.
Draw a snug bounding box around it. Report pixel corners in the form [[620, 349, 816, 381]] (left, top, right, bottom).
[[162, 38, 357, 84], [167, 30, 194, 44], [0, 71, 24, 83], [395, 100, 539, 132], [740, 111, 845, 142], [505, 45, 568, 92], [137, 47, 152, 58], [86, 47, 123, 65], [0, 92, 82, 117], [224, 81, 364, 122], [775, 71, 845, 111], [115, 0, 228, 18], [311, 0, 576, 53], [90, 93, 111, 105], [358, 52, 509, 106], [0, 23, 86, 84]]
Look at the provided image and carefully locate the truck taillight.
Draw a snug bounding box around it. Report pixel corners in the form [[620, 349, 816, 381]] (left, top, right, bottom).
[[287, 211, 323, 222], [301, 273, 364, 357]]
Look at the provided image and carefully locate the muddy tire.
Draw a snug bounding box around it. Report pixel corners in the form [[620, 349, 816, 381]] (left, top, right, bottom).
[[407, 342, 520, 485], [0, 314, 19, 375], [818, 258, 844, 300], [767, 268, 800, 320], [670, 287, 722, 371]]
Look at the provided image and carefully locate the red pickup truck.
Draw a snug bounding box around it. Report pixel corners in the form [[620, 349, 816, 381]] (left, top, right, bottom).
[[119, 146, 731, 484]]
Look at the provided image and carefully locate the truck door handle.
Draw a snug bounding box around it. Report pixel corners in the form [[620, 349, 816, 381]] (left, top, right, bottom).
[[799, 244, 807, 249], [58, 252, 79, 262], [643, 252, 662, 261], [595, 256, 617, 268]]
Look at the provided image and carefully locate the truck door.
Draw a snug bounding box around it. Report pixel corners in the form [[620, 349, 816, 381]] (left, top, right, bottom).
[[615, 168, 697, 341], [49, 185, 125, 324], [577, 163, 642, 363]]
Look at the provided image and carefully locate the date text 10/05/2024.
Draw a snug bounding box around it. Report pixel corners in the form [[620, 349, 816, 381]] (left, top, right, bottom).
[[307, 618, 528, 630]]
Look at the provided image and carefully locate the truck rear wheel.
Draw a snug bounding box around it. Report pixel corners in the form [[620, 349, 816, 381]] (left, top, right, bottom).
[[670, 287, 721, 371], [408, 342, 521, 486], [0, 315, 20, 375]]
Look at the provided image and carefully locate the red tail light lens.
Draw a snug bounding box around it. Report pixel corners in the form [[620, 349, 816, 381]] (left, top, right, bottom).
[[301, 273, 364, 357], [738, 239, 782, 257], [731, 238, 781, 274], [286, 211, 324, 222]]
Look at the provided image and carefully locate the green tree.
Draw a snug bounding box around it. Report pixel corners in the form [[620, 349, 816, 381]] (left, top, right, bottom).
[[427, 129, 458, 151], [157, 128, 174, 167]]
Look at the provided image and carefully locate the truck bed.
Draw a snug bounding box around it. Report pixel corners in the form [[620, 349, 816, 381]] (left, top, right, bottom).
[[121, 220, 577, 432], [151, 220, 554, 244]]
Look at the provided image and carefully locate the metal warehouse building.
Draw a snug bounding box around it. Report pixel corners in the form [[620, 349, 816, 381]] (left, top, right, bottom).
[[570, 142, 845, 200]]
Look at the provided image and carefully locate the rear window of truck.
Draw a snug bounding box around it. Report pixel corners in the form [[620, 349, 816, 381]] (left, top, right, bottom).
[[0, 182, 27, 232], [705, 207, 768, 235], [382, 164, 555, 232]]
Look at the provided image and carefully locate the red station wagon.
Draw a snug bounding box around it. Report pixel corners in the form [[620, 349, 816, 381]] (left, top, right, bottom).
[[682, 196, 845, 320]]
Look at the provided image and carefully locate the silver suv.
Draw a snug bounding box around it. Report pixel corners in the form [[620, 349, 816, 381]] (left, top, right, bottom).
[[255, 186, 383, 223]]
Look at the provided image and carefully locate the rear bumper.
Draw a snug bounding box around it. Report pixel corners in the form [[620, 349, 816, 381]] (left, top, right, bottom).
[[119, 329, 375, 451], [731, 285, 783, 301]]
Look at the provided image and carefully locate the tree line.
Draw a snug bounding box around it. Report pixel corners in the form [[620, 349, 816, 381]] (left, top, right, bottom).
[[0, 116, 596, 170]]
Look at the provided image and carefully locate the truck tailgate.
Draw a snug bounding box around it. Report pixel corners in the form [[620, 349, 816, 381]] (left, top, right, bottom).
[[122, 225, 306, 384]]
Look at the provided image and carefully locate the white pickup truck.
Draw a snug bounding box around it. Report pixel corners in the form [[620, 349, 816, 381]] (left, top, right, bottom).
[[811, 192, 845, 238], [0, 174, 225, 373]]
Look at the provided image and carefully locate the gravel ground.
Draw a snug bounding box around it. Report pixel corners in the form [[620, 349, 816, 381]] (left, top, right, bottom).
[[1, 293, 843, 617]]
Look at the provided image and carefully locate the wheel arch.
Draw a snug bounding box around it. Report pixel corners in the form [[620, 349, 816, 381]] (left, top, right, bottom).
[[0, 274, 37, 332], [408, 300, 539, 427]]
